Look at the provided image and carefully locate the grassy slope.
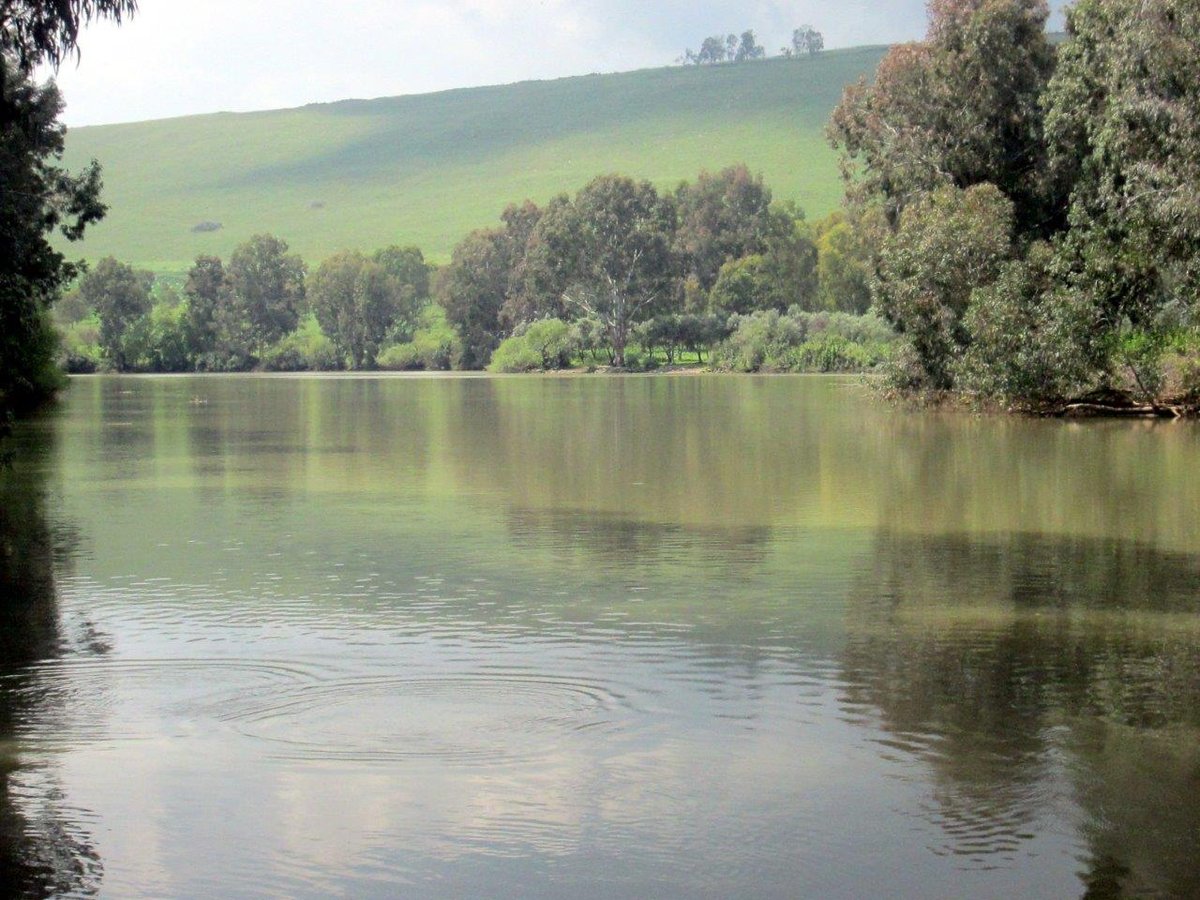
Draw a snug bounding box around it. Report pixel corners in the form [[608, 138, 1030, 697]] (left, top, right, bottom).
[[60, 47, 885, 274]]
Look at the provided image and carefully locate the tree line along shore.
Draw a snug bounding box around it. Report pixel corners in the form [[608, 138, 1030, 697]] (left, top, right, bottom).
[[56, 164, 898, 379]]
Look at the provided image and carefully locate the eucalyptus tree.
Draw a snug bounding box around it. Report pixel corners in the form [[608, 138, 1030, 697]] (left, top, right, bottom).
[[674, 164, 780, 291], [829, 0, 1058, 236], [81, 256, 152, 372], [734, 30, 765, 62], [827, 0, 1060, 392], [1044, 0, 1200, 324], [875, 184, 1014, 389], [438, 203, 541, 369], [310, 251, 407, 369], [526, 175, 677, 367], [226, 235, 307, 358], [0, 0, 137, 70], [791, 26, 824, 56], [372, 244, 431, 340]]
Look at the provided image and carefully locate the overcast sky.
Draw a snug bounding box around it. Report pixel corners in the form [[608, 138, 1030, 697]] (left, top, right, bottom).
[[47, 0, 1069, 127]]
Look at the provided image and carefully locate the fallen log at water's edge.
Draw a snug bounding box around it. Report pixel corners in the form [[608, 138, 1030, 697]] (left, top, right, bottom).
[[1056, 402, 1183, 419]]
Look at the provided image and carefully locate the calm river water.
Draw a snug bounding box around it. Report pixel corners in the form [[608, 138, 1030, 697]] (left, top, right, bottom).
[[1, 374, 1198, 898]]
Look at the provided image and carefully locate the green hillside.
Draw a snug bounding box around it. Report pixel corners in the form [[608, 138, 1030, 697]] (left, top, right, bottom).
[[60, 47, 886, 275]]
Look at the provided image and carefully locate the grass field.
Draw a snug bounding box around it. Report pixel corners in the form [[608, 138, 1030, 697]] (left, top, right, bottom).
[[59, 47, 886, 274]]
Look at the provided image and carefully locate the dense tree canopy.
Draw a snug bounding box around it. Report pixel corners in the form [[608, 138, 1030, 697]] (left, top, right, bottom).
[[830, 0, 1058, 235], [226, 234, 307, 356], [1045, 0, 1200, 323], [182, 255, 230, 365], [437, 231, 514, 370], [372, 244, 431, 338], [876, 184, 1014, 389], [309, 251, 409, 369], [0, 60, 103, 442], [437, 204, 540, 369], [1, 1, 134, 451], [530, 175, 677, 367], [829, 0, 1200, 406], [673, 164, 780, 291], [80, 256, 151, 372]]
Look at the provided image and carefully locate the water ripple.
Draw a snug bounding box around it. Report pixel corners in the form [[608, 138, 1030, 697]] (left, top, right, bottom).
[[212, 670, 636, 766]]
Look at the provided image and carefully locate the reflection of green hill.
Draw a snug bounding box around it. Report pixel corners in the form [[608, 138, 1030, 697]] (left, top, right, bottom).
[[59, 48, 887, 273], [840, 530, 1200, 891]]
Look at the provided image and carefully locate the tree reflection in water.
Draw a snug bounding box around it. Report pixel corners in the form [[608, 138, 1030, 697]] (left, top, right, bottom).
[[841, 531, 1200, 898], [0, 423, 102, 898]]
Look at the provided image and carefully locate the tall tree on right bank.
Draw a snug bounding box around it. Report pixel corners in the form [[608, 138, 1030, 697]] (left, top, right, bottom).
[[1042, 0, 1200, 333], [829, 0, 1060, 237], [827, 0, 1063, 394], [829, 0, 1200, 404]]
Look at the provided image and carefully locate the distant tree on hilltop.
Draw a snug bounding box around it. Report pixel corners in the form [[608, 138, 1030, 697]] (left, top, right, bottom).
[[735, 30, 766, 62], [681, 30, 766, 65], [789, 26, 824, 57]]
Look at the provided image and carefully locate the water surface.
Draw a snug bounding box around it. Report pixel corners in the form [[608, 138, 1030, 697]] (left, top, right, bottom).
[[1, 375, 1198, 898]]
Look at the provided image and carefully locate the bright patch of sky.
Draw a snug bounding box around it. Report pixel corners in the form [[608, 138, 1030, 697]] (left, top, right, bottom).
[[46, 0, 1070, 126]]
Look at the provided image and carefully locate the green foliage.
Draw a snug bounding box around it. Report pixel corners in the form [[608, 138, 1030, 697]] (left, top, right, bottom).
[[227, 234, 306, 355], [259, 314, 340, 372], [80, 256, 152, 371], [125, 299, 191, 373], [488, 319, 576, 373], [3, 309, 67, 413], [831, 0, 1200, 404], [674, 164, 779, 291], [791, 26, 825, 57], [1, 57, 105, 439], [813, 212, 873, 313], [620, 347, 647, 371], [681, 30, 767, 65], [183, 255, 229, 364], [60, 313, 102, 373], [1178, 357, 1200, 402], [712, 310, 803, 372], [377, 304, 460, 371], [1111, 330, 1167, 403], [528, 174, 677, 367], [521, 319, 575, 370], [436, 229, 511, 369], [829, 0, 1058, 234], [308, 250, 404, 368], [1042, 0, 1200, 342], [708, 217, 818, 315], [788, 334, 886, 372], [875, 184, 1014, 390], [569, 317, 609, 364], [634, 314, 729, 365], [954, 245, 1100, 403], [709, 255, 768, 316], [371, 245, 431, 339], [486, 337, 542, 373], [713, 308, 896, 372]]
